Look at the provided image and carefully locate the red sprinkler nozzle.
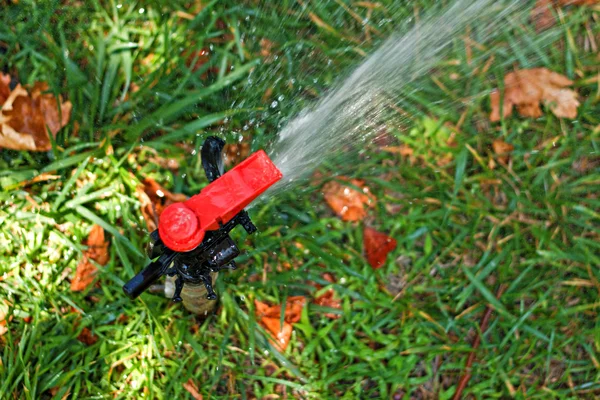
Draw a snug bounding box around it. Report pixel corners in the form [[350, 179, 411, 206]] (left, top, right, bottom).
[[123, 136, 282, 302], [159, 150, 282, 252]]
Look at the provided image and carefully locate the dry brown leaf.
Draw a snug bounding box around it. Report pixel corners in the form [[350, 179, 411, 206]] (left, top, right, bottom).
[[322, 178, 376, 222], [0, 300, 10, 337], [136, 177, 188, 231], [0, 74, 10, 103], [490, 68, 579, 122], [255, 296, 305, 323], [381, 145, 414, 156], [312, 273, 342, 320], [254, 296, 305, 351], [0, 75, 71, 151], [363, 226, 397, 269], [572, 156, 599, 173], [532, 0, 558, 31], [560, 0, 600, 4], [71, 225, 110, 292], [224, 141, 251, 168], [184, 48, 220, 79], [492, 139, 514, 164], [259, 38, 276, 61], [182, 379, 203, 400], [532, 0, 599, 31], [148, 155, 180, 171], [77, 327, 98, 345], [186, 48, 210, 72]]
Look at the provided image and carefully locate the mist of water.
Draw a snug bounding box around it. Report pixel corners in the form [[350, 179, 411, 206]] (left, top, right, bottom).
[[265, 0, 528, 197]]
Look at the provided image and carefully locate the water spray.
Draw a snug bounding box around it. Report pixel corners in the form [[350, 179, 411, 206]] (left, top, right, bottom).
[[123, 0, 528, 309]]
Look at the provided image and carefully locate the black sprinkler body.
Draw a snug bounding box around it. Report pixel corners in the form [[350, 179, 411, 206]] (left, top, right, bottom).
[[123, 136, 283, 302]]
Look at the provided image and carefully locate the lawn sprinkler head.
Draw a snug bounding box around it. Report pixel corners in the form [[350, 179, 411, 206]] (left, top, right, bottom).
[[123, 136, 282, 303]]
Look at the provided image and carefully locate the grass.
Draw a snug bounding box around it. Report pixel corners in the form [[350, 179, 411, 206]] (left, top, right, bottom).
[[1, 0, 599, 398]]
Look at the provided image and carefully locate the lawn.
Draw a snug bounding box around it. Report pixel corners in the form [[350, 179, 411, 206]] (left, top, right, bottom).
[[1, 0, 599, 398]]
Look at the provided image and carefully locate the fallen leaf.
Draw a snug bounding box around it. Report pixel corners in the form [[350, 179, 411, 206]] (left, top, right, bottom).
[[492, 139, 514, 164], [312, 273, 342, 320], [260, 317, 293, 351], [71, 225, 110, 292], [77, 327, 98, 345], [531, 0, 557, 31], [0, 75, 71, 151], [15, 172, 61, 188], [532, 0, 599, 31], [136, 177, 188, 231], [182, 379, 203, 400], [148, 155, 180, 171], [208, 19, 235, 44], [185, 48, 210, 72], [322, 178, 376, 221], [255, 296, 305, 323], [381, 145, 414, 157], [363, 226, 397, 269], [184, 48, 219, 79], [259, 38, 276, 61], [262, 87, 273, 103], [572, 156, 599, 173], [254, 296, 305, 351], [0, 300, 11, 337], [490, 68, 579, 121], [224, 141, 251, 168], [0, 73, 10, 103], [560, 0, 599, 5]]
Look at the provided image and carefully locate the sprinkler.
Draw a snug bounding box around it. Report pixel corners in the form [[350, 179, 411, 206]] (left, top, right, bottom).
[[123, 136, 282, 303]]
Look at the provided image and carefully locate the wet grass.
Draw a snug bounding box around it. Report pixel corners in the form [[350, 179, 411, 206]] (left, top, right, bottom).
[[1, 0, 599, 398]]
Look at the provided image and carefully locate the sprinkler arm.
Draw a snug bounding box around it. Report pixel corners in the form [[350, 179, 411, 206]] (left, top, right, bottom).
[[123, 136, 282, 302]]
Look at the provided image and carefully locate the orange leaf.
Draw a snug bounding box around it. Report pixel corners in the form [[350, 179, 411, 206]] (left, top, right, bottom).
[[492, 139, 514, 164], [77, 327, 98, 345], [381, 145, 414, 156], [259, 38, 276, 60], [71, 225, 110, 292], [254, 297, 305, 351], [531, 0, 557, 31], [0, 74, 10, 104], [0, 300, 11, 337], [363, 227, 397, 269], [184, 48, 220, 79], [185, 48, 210, 72], [182, 379, 203, 400], [0, 75, 71, 151], [136, 177, 187, 231], [310, 273, 341, 319], [254, 296, 305, 323], [322, 178, 375, 222], [490, 68, 579, 122], [260, 317, 293, 351], [314, 289, 342, 320], [532, 0, 599, 31]]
